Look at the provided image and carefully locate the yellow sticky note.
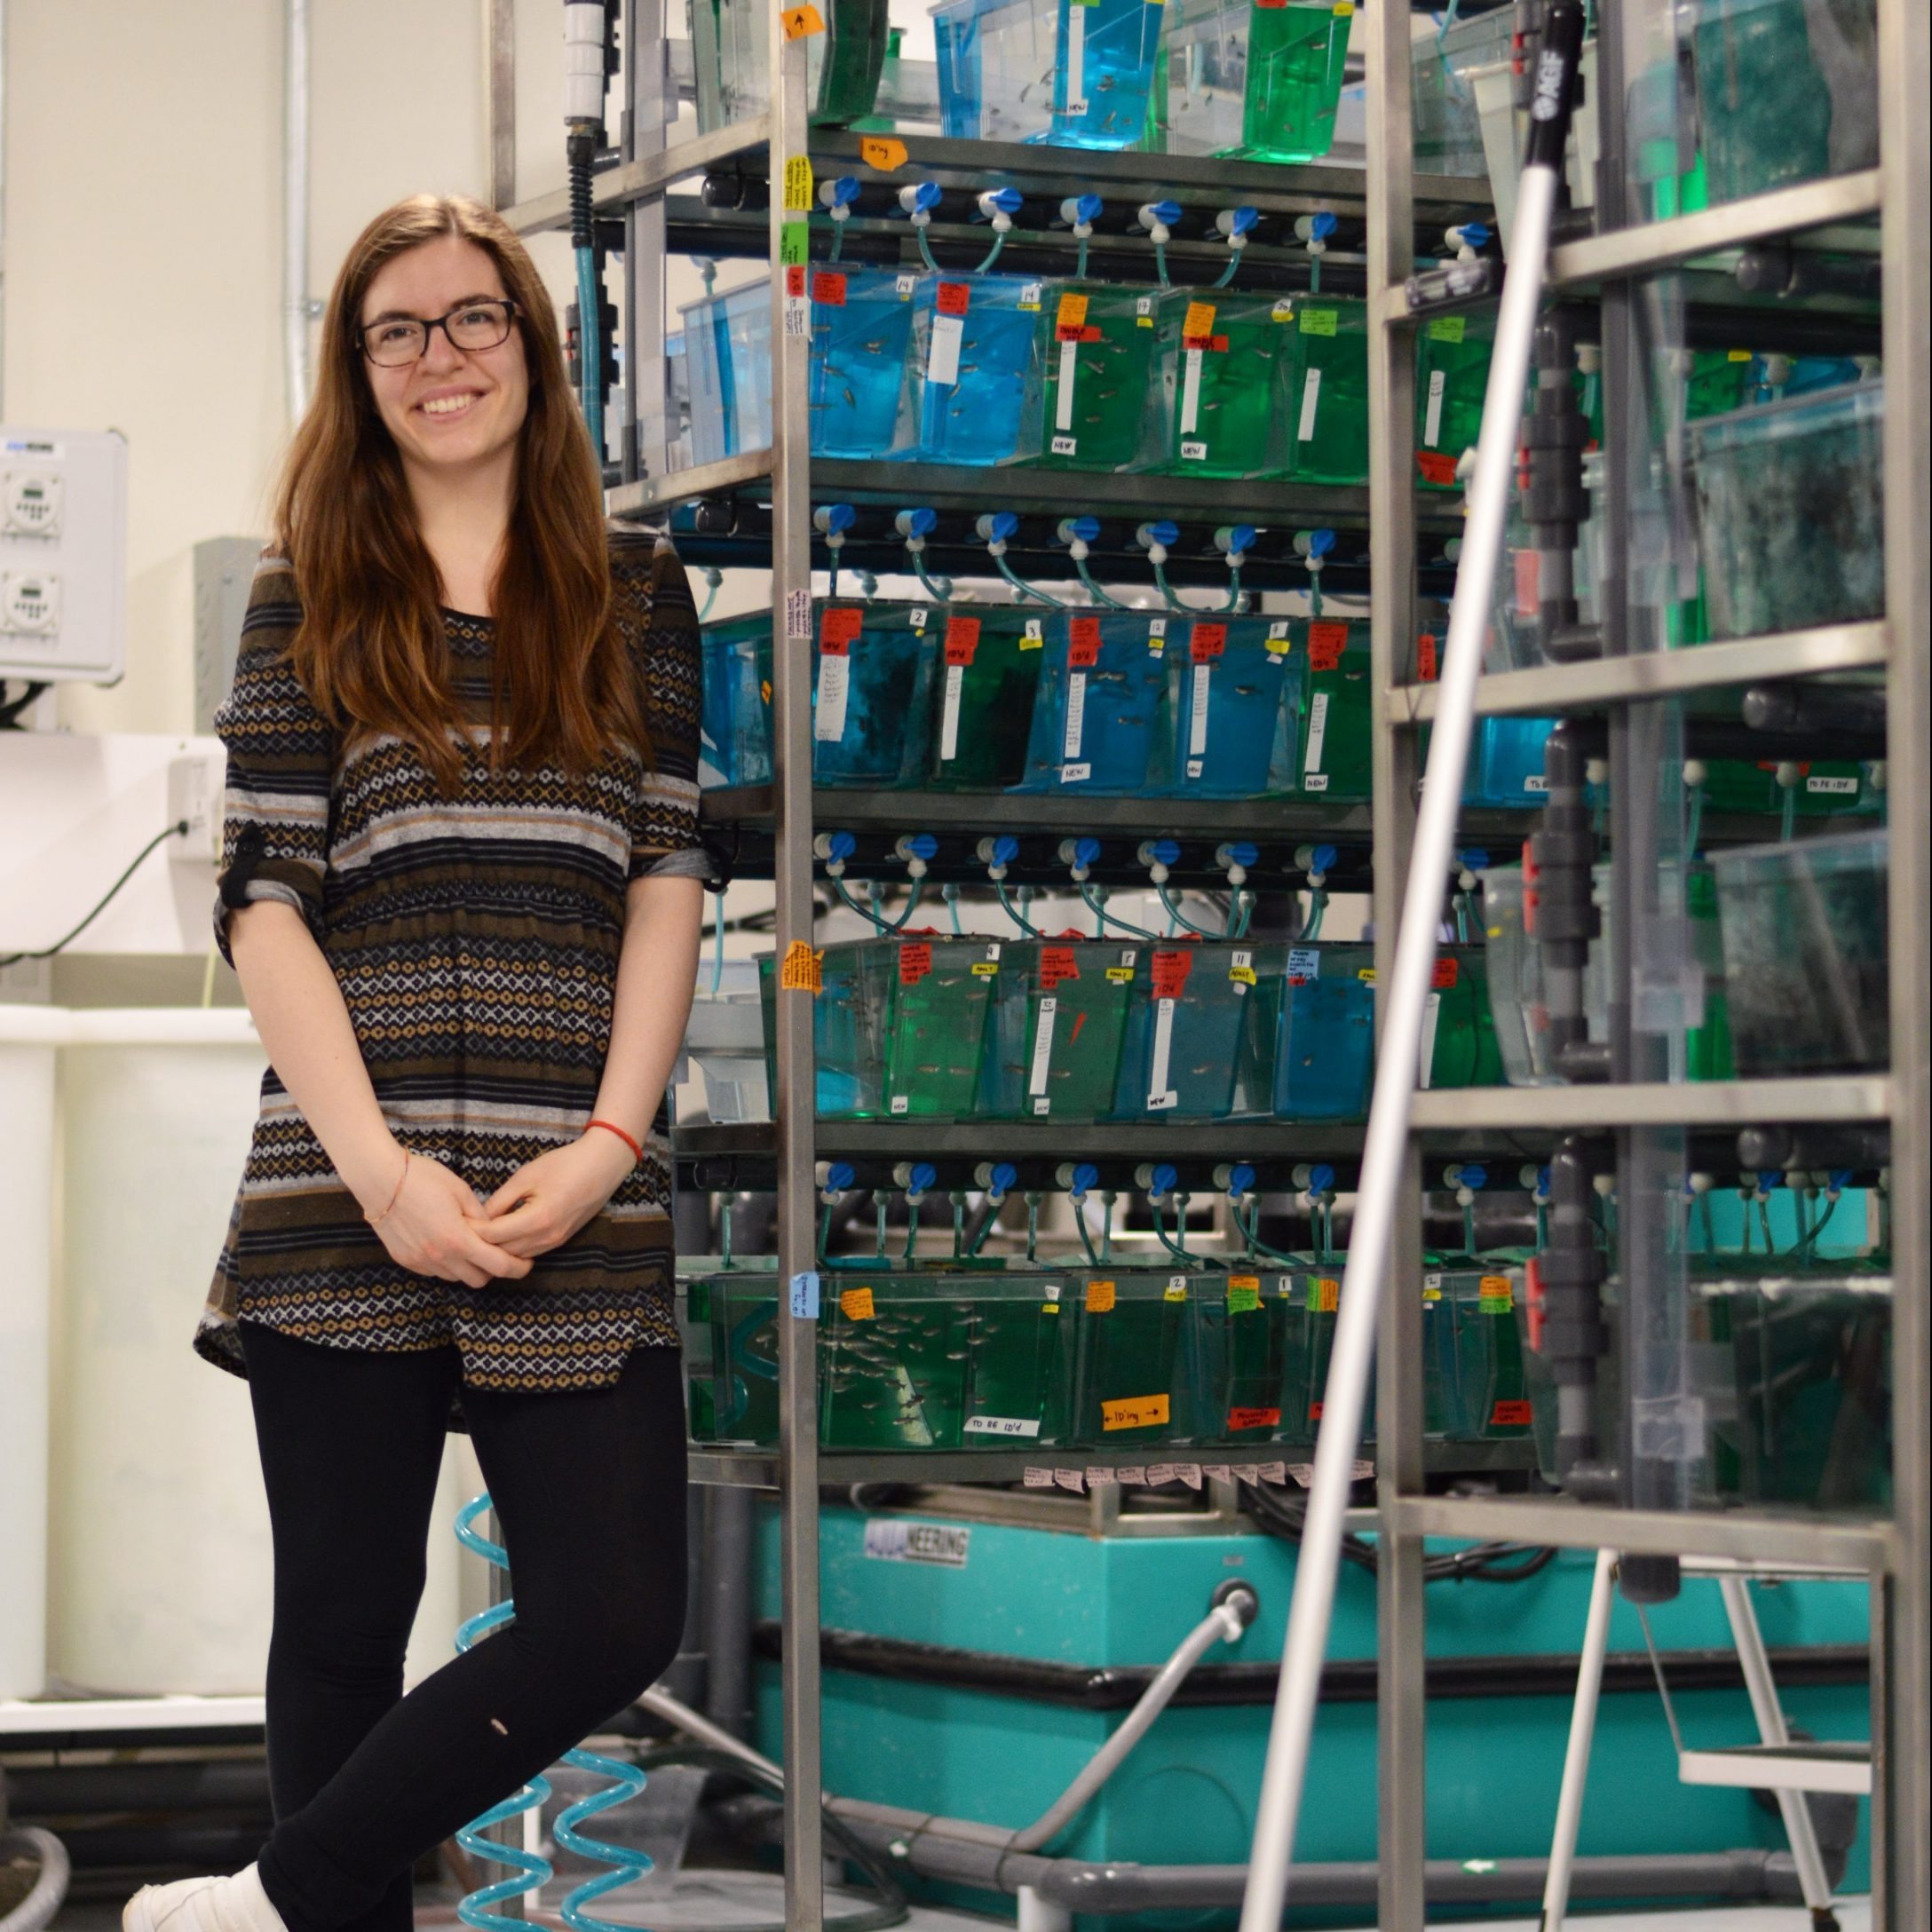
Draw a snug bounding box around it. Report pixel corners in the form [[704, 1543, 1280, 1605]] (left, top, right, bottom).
[[839, 1286, 875, 1320], [1086, 1279, 1117, 1313], [1056, 291, 1089, 330], [1102, 1393, 1169, 1431], [781, 154, 814, 212], [859, 135, 908, 170], [1183, 299, 1216, 339], [779, 940, 822, 992]]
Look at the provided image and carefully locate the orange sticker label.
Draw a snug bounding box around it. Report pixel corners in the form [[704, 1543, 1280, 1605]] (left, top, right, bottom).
[[780, 3, 825, 35], [1417, 633, 1439, 682], [1102, 1393, 1169, 1432], [1056, 291, 1089, 332], [859, 136, 908, 170], [1086, 1279, 1117, 1313], [839, 1287, 875, 1320], [779, 941, 822, 993], [1490, 1398, 1533, 1427], [1228, 1405, 1281, 1429], [1183, 300, 1216, 340], [820, 606, 863, 649]]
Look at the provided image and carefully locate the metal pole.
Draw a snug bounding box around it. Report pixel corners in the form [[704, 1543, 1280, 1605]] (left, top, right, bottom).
[[623, 0, 669, 487], [281, 0, 313, 425], [1238, 16, 1587, 1916], [1365, 5, 1425, 1926], [766, 0, 823, 1922], [1542, 1549, 1617, 1930], [487, 0, 516, 210], [1877, 0, 1930, 1917]]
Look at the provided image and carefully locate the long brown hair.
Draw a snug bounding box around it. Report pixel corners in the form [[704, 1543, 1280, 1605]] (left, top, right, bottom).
[[270, 194, 648, 796]]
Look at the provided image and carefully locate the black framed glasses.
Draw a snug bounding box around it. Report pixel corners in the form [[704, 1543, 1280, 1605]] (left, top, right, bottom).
[[358, 297, 518, 368]]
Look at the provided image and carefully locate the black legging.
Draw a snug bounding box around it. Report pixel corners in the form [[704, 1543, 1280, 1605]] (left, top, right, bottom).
[[237, 1319, 689, 1932]]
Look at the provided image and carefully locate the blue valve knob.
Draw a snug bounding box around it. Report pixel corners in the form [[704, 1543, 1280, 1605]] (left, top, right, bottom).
[[1455, 1163, 1489, 1191], [819, 175, 862, 210], [822, 829, 858, 863], [1827, 1168, 1853, 1194], [824, 1161, 856, 1192], [1144, 837, 1181, 867], [1536, 1164, 1553, 1199], [1070, 1162, 1100, 1199], [1226, 1161, 1256, 1200], [978, 510, 1021, 543], [1060, 192, 1105, 227], [897, 832, 939, 863], [1138, 200, 1182, 231], [907, 1162, 938, 1196], [1458, 219, 1493, 249], [982, 834, 1021, 868], [1217, 523, 1257, 557], [899, 180, 943, 216], [1216, 204, 1260, 238], [1456, 845, 1490, 872], [1137, 519, 1180, 550], [1071, 835, 1102, 870], [988, 1161, 1018, 1198], [1298, 527, 1337, 559], [1059, 515, 1102, 544], [813, 502, 857, 535], [1304, 210, 1339, 242], [1307, 843, 1337, 875], [1222, 839, 1259, 869], [1756, 1170, 1781, 1196], [976, 186, 1024, 218], [896, 506, 938, 538], [1151, 1163, 1179, 1198], [1306, 1163, 1336, 1198]]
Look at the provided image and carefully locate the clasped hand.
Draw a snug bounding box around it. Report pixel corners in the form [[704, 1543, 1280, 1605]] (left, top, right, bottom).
[[365, 1134, 637, 1289]]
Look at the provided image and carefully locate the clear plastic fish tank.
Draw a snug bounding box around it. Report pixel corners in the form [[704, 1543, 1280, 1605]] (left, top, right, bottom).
[[1710, 829, 1889, 1076], [1192, 1269, 1299, 1445], [979, 938, 1142, 1120], [1160, 615, 1307, 799], [1017, 610, 1174, 794], [1111, 943, 1260, 1121], [811, 600, 938, 787], [1068, 1270, 1203, 1447], [688, 0, 892, 129], [1414, 308, 1493, 492], [1273, 295, 1371, 486], [923, 606, 1049, 792], [1288, 616, 1371, 801], [682, 281, 771, 467], [1145, 289, 1292, 479], [1421, 1266, 1533, 1442], [1032, 281, 1162, 471], [1690, 379, 1885, 641], [931, 0, 1168, 147], [757, 939, 894, 1119], [1152, 0, 1353, 162], [910, 274, 1046, 465], [697, 612, 772, 790], [1408, 4, 1506, 179], [1266, 940, 1373, 1120]]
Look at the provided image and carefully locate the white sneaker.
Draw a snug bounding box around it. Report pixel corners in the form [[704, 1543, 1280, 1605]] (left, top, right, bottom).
[[123, 1861, 294, 1932]]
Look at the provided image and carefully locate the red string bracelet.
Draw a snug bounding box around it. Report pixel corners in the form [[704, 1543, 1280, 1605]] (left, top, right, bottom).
[[586, 1117, 644, 1166]]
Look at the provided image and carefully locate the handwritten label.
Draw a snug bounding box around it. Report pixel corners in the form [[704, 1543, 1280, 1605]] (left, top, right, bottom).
[[1150, 950, 1193, 999], [1068, 615, 1103, 667], [1086, 1279, 1116, 1313], [1183, 299, 1216, 340], [899, 941, 933, 985], [1228, 1406, 1280, 1430], [1299, 307, 1338, 336], [1102, 1394, 1169, 1432], [944, 614, 980, 665], [1433, 955, 1460, 988], [1228, 1275, 1262, 1312], [781, 154, 814, 210], [1418, 449, 1460, 486], [812, 270, 847, 306], [1490, 1398, 1533, 1427], [1040, 946, 1081, 988], [779, 941, 821, 992], [1190, 622, 1227, 662], [839, 1286, 875, 1321], [1308, 1277, 1340, 1312], [1308, 620, 1350, 671], [790, 1271, 820, 1318], [1417, 633, 1439, 682], [781, 2, 825, 33], [859, 135, 908, 170], [1428, 313, 1467, 343], [1056, 291, 1090, 333], [820, 606, 863, 648], [936, 281, 971, 317]]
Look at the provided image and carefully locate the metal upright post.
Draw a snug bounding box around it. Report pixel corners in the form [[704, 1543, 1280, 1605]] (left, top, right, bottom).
[[487, 0, 516, 212], [1877, 0, 1930, 1917], [766, 4, 825, 1925], [622, 0, 670, 487], [1365, 6, 1426, 1928]]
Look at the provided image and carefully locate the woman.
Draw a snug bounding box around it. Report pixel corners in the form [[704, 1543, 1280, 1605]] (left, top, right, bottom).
[[125, 194, 709, 1932]]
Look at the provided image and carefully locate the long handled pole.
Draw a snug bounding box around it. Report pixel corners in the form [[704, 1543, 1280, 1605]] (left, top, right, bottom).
[[1238, 12, 1589, 1925]]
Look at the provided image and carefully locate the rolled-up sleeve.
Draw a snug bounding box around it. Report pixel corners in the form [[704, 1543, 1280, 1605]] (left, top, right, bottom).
[[614, 533, 720, 888], [210, 552, 336, 970]]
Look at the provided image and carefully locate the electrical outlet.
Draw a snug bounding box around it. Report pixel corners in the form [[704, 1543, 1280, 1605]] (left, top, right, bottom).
[[167, 748, 226, 865]]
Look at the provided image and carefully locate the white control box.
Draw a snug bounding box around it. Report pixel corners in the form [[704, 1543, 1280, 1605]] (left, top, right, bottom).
[[0, 425, 127, 685]]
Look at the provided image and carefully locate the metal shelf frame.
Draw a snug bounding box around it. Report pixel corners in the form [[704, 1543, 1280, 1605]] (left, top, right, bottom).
[[1364, 3, 1927, 1926], [487, 3, 1927, 1926]]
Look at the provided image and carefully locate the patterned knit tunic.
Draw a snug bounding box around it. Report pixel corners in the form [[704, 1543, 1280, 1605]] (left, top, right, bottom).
[[194, 526, 713, 1435]]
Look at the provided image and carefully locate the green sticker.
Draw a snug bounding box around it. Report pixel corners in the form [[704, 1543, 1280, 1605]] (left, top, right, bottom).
[[780, 219, 810, 266], [1299, 308, 1338, 337], [1428, 314, 1468, 344]]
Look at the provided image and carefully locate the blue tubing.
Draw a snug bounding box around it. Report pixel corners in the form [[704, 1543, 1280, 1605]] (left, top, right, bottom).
[[574, 246, 604, 462]]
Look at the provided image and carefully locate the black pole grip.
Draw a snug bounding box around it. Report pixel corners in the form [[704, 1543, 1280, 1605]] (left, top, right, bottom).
[[1523, 0, 1588, 172]]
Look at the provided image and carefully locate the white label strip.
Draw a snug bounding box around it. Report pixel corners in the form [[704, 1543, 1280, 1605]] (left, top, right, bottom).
[[1057, 339, 1079, 432], [1028, 995, 1057, 1097], [1066, 4, 1086, 113], [1297, 366, 1322, 441], [1424, 368, 1446, 447], [965, 1415, 1041, 1437], [926, 312, 964, 386], [1180, 348, 1204, 435], [1304, 688, 1329, 773], [814, 654, 850, 741], [1417, 990, 1440, 1089], [939, 661, 964, 761], [1190, 663, 1211, 758], [1063, 669, 1088, 757], [1147, 997, 1177, 1110]]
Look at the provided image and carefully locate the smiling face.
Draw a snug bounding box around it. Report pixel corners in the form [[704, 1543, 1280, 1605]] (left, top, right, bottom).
[[357, 234, 529, 486]]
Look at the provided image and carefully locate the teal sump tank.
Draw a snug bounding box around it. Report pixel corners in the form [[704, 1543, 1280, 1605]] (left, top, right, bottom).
[[749, 1503, 1874, 1920]]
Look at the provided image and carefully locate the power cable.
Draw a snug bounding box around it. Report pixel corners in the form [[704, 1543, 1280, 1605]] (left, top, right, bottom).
[[0, 821, 189, 968]]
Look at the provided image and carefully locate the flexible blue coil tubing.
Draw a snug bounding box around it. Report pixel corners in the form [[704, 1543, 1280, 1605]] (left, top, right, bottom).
[[452, 1493, 652, 1932]]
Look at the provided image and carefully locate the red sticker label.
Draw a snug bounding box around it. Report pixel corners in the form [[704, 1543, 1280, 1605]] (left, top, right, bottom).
[[1308, 1401, 1325, 1422], [899, 941, 932, 985], [1432, 956, 1460, 989], [1525, 1255, 1546, 1352], [784, 264, 807, 298], [1068, 615, 1103, 668], [1228, 1406, 1281, 1430], [1417, 633, 1439, 682], [820, 606, 863, 653], [1417, 449, 1460, 486], [812, 270, 847, 305], [944, 615, 980, 666], [1040, 946, 1081, 988], [936, 281, 970, 317], [1190, 622, 1227, 662], [1150, 949, 1194, 1000], [1308, 620, 1350, 672], [1490, 1399, 1534, 1428]]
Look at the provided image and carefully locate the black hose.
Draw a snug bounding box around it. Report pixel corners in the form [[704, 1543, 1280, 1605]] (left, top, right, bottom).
[[1241, 1481, 1556, 1584]]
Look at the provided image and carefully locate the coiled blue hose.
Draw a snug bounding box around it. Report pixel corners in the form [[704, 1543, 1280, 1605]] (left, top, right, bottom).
[[451, 1494, 653, 1932]]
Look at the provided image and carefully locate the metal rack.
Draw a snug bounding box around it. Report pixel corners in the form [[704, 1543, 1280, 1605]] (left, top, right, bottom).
[[1361, 3, 1927, 1927], [492, 2, 1927, 1927]]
